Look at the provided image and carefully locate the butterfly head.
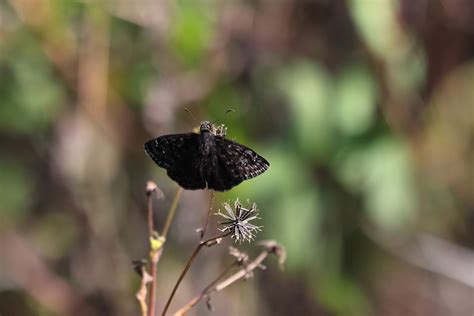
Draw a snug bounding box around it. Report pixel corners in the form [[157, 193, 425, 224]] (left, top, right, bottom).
[[199, 121, 213, 134]]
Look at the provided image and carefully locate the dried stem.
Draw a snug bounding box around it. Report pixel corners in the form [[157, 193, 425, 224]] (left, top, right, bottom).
[[135, 263, 153, 316], [144, 182, 175, 316], [174, 253, 268, 316], [162, 232, 231, 316], [148, 247, 163, 316], [213, 251, 268, 291], [137, 290, 148, 316], [199, 190, 215, 240], [146, 182, 160, 316], [173, 241, 285, 316], [139, 184, 182, 316], [172, 262, 238, 316], [147, 190, 156, 237]]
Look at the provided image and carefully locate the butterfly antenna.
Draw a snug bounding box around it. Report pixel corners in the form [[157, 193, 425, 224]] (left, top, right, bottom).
[[184, 107, 200, 124], [211, 108, 236, 125]]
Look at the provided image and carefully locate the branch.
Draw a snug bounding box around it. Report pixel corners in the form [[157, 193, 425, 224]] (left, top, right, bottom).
[[161, 188, 183, 239], [365, 226, 474, 288], [171, 262, 237, 316], [145, 181, 164, 316], [133, 260, 153, 316], [162, 233, 230, 316], [199, 190, 215, 240], [173, 241, 286, 316], [137, 183, 182, 316]]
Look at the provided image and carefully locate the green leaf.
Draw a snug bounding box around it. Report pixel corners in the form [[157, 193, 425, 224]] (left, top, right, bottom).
[[276, 61, 335, 157], [169, 1, 214, 68], [336, 138, 417, 230], [333, 64, 377, 136]]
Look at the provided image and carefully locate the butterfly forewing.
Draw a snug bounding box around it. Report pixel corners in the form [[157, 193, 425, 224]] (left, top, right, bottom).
[[214, 137, 269, 182], [145, 122, 269, 192], [144, 133, 206, 190]]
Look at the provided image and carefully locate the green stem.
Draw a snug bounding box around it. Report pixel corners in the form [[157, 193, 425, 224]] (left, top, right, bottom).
[[161, 188, 183, 239]]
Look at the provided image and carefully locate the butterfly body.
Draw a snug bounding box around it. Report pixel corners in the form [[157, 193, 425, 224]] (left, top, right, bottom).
[[144, 121, 269, 192]]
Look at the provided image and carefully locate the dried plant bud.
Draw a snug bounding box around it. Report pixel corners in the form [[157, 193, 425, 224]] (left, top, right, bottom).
[[258, 240, 287, 270], [244, 270, 254, 280], [146, 181, 157, 195], [132, 259, 148, 277], [196, 227, 204, 239], [206, 295, 214, 311], [145, 181, 164, 198], [229, 246, 249, 266], [205, 237, 223, 247], [142, 270, 153, 284], [215, 198, 263, 243]]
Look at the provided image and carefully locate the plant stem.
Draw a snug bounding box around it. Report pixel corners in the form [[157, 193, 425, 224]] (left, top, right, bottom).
[[173, 250, 270, 316], [146, 185, 158, 316], [147, 190, 156, 237], [161, 188, 183, 239], [162, 233, 230, 316], [147, 185, 181, 316], [172, 262, 237, 316], [135, 264, 152, 316], [214, 251, 268, 291], [148, 247, 162, 316], [200, 190, 215, 240]]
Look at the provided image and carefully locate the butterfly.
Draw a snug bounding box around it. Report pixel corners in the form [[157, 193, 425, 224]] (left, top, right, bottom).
[[144, 121, 269, 191]]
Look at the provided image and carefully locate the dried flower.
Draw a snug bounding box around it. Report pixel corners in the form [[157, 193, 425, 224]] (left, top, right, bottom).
[[145, 181, 164, 198], [258, 240, 287, 270], [229, 246, 254, 279], [131, 259, 148, 277], [215, 199, 262, 243], [228, 246, 249, 265]]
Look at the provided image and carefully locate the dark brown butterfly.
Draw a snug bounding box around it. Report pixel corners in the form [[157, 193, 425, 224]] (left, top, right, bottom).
[[144, 121, 269, 191]]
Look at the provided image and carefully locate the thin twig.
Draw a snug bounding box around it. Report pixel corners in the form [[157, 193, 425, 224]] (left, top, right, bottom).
[[172, 262, 238, 316], [173, 241, 286, 315], [199, 190, 215, 240], [149, 247, 163, 316], [147, 188, 156, 237], [162, 232, 230, 316], [162, 187, 183, 239], [146, 182, 158, 316], [137, 288, 148, 316], [150, 187, 183, 316], [145, 181, 165, 316], [134, 261, 153, 316], [364, 225, 474, 289], [213, 251, 268, 291]]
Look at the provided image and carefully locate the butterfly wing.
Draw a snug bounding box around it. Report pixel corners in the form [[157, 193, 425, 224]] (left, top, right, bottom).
[[208, 137, 270, 191], [144, 133, 206, 190]]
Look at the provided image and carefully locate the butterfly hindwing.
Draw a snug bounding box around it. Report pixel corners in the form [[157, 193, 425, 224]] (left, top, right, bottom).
[[210, 137, 269, 191], [145, 121, 270, 192], [144, 133, 206, 190], [206, 144, 243, 191]]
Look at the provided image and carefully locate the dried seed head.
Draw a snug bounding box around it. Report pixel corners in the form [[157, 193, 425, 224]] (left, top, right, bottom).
[[215, 198, 263, 243]]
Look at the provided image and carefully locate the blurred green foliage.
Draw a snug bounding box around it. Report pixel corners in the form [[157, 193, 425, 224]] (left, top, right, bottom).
[[169, 1, 214, 68]]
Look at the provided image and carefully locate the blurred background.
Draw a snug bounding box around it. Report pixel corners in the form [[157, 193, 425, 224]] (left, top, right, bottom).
[[0, 0, 473, 315]]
